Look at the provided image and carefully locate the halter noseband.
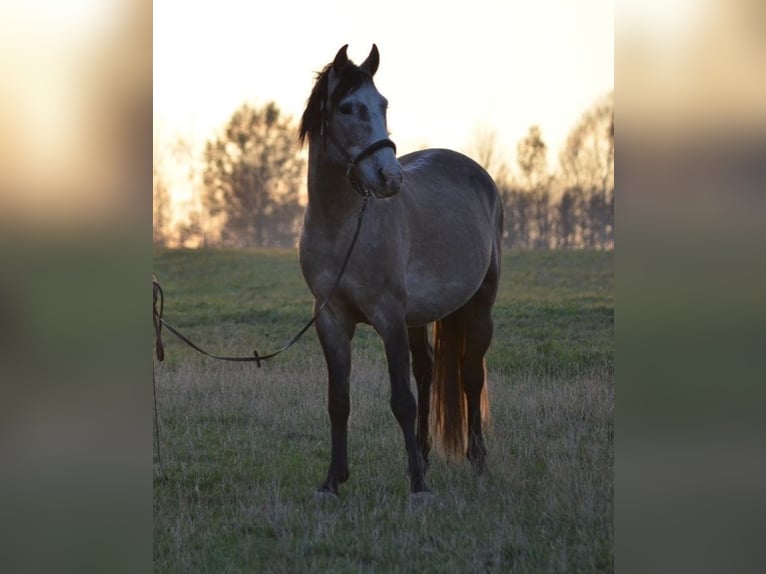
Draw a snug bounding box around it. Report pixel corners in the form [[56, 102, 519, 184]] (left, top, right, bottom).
[[323, 128, 397, 197]]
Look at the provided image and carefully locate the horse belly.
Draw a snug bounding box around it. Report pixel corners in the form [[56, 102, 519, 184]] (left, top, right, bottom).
[[404, 250, 490, 326], [398, 149, 500, 325]]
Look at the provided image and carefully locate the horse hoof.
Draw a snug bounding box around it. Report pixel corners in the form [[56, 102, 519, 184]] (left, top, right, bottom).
[[314, 489, 339, 503], [467, 450, 487, 475], [409, 490, 436, 505]]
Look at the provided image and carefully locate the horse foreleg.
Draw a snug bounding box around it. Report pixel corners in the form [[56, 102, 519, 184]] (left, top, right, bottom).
[[380, 320, 429, 494], [316, 312, 355, 496], [408, 325, 433, 468]]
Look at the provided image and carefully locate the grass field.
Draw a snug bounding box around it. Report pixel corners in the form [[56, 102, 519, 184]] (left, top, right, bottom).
[[153, 248, 613, 573]]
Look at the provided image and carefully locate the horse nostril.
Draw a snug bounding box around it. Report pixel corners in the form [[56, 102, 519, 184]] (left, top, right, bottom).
[[378, 167, 401, 187]]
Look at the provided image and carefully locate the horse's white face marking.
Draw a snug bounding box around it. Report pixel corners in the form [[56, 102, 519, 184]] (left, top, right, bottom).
[[328, 78, 402, 198], [334, 82, 388, 149]]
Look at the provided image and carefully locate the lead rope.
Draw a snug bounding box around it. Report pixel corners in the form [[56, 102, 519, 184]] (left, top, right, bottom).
[[152, 277, 168, 481], [152, 365, 168, 481], [152, 197, 370, 478], [153, 195, 369, 365]]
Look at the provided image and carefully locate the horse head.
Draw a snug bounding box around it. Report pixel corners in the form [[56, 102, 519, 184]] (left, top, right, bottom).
[[302, 44, 403, 198]]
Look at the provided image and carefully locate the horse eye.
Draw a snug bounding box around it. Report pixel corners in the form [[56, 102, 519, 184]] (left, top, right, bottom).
[[337, 103, 353, 115]]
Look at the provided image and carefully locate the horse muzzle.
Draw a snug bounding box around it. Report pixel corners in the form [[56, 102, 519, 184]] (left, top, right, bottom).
[[371, 165, 403, 198]]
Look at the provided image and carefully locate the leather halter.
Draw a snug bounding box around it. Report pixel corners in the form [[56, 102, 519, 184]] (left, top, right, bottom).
[[320, 78, 397, 197], [323, 129, 397, 197]]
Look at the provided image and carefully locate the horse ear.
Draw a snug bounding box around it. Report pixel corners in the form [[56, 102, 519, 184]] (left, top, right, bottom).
[[332, 44, 350, 71], [360, 44, 380, 76]]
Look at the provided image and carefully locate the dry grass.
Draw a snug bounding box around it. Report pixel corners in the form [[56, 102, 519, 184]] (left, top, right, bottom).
[[153, 249, 613, 572], [154, 357, 612, 572]]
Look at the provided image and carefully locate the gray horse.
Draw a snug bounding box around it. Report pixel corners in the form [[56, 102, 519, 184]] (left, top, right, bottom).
[[299, 44, 503, 496]]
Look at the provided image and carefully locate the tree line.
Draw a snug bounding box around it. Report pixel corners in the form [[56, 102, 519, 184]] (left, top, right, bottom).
[[497, 92, 614, 250], [153, 93, 613, 250]]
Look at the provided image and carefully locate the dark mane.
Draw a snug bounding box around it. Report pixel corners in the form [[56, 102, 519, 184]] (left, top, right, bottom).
[[299, 61, 373, 146]]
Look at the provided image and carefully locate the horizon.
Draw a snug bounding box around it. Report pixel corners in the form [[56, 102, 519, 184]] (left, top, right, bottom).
[[154, 0, 614, 214]]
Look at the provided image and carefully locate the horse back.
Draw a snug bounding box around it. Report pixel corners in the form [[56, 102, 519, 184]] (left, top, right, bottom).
[[398, 148, 502, 324]]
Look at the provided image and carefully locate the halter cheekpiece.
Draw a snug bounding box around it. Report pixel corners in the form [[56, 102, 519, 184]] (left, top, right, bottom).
[[320, 74, 397, 198]]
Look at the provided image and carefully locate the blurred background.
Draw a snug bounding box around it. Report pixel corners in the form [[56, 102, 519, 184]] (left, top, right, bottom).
[[0, 0, 764, 571], [152, 0, 614, 250], [0, 1, 151, 572], [617, 1, 766, 572]]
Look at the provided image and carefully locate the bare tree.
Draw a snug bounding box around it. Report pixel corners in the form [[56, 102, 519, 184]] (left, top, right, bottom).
[[503, 188, 533, 249], [517, 126, 549, 190], [517, 125, 553, 249], [556, 187, 579, 249], [176, 210, 204, 248], [171, 137, 209, 247], [468, 126, 511, 184], [559, 92, 614, 192], [559, 92, 614, 249], [152, 167, 171, 247]]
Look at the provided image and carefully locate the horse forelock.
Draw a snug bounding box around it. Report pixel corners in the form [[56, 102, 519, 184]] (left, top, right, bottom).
[[299, 61, 373, 146]]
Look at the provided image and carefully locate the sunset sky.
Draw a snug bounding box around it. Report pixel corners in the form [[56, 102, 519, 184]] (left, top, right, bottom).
[[154, 0, 614, 190]]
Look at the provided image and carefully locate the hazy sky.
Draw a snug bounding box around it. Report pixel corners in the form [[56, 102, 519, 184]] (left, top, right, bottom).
[[154, 0, 613, 172]]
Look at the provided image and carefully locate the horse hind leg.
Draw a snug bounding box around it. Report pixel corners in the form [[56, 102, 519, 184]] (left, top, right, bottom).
[[408, 325, 433, 468], [461, 270, 498, 474], [461, 322, 491, 474]]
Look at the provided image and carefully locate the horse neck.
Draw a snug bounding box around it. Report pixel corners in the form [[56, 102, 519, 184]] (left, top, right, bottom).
[[306, 139, 362, 224]]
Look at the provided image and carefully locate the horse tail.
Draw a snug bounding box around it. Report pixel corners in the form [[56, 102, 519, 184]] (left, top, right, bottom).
[[430, 309, 468, 459]]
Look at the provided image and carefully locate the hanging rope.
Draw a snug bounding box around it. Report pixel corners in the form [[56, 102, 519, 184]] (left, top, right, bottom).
[[152, 196, 368, 366]]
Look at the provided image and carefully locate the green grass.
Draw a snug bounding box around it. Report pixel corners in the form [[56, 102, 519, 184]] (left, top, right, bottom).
[[153, 248, 613, 573]]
